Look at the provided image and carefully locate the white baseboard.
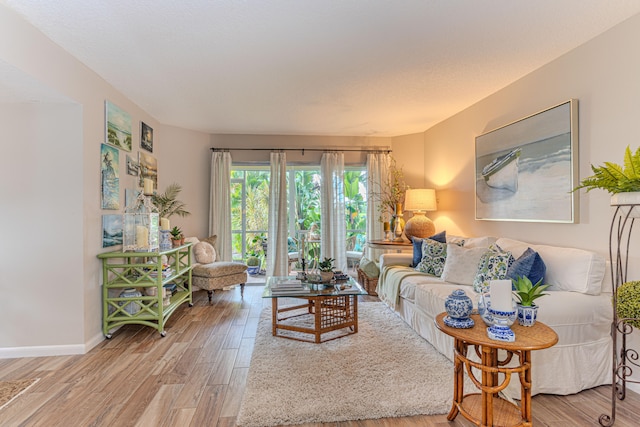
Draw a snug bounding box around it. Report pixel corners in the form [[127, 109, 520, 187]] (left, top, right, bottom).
[[0, 344, 86, 359], [0, 333, 105, 359], [627, 382, 640, 395]]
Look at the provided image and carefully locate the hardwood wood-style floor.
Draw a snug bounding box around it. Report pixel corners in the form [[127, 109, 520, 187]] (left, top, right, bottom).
[[0, 285, 638, 426]]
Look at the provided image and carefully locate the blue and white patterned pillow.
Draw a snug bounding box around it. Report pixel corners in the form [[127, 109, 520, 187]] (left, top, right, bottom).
[[415, 238, 448, 277], [472, 245, 515, 293], [411, 230, 446, 267]]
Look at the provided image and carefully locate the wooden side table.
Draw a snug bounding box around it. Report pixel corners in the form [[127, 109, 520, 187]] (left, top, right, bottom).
[[435, 313, 558, 426], [367, 239, 412, 252]]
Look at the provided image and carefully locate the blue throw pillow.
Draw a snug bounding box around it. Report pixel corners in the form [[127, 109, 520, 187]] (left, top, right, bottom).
[[507, 247, 546, 286], [411, 230, 446, 267]]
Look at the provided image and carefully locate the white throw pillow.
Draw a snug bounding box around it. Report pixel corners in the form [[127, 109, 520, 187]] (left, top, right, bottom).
[[441, 244, 488, 286], [447, 235, 496, 249], [193, 241, 217, 264], [496, 238, 605, 295]]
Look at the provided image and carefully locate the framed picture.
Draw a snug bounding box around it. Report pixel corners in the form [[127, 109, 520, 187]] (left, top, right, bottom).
[[138, 151, 158, 192], [101, 143, 120, 210], [125, 188, 141, 208], [126, 154, 139, 176], [141, 121, 153, 152], [105, 100, 132, 151], [475, 99, 578, 223], [102, 214, 123, 248]]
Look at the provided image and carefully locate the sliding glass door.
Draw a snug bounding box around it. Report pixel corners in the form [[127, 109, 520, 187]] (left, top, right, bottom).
[[230, 165, 367, 265]]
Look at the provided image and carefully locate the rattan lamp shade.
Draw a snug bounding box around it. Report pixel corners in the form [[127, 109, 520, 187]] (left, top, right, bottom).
[[403, 189, 437, 242]]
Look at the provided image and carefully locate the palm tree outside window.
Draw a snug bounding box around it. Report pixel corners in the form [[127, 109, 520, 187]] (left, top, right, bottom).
[[230, 166, 367, 268]]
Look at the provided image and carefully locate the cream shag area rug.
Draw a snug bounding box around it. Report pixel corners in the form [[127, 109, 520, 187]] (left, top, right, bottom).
[[0, 378, 39, 411], [237, 302, 470, 426]]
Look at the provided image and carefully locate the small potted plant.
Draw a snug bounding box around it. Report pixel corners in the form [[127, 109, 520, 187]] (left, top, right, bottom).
[[318, 257, 335, 283], [170, 226, 184, 247], [513, 276, 550, 327], [246, 255, 261, 276]]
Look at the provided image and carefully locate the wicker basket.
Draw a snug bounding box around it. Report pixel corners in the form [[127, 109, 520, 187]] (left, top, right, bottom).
[[357, 267, 379, 296]]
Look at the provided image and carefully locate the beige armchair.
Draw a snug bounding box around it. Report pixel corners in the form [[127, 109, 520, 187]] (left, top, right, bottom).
[[185, 236, 248, 303]]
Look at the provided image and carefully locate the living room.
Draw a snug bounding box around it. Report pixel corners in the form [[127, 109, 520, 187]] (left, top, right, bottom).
[[2, 1, 640, 425]]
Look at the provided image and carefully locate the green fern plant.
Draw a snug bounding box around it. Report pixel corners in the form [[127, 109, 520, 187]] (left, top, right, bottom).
[[573, 146, 640, 194], [513, 276, 550, 307]]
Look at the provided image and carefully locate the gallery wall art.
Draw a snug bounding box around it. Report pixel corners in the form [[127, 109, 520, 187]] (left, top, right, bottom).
[[101, 143, 120, 210], [102, 214, 123, 247], [105, 100, 132, 151], [141, 121, 153, 152], [126, 154, 139, 176], [138, 151, 158, 192], [475, 99, 578, 223]]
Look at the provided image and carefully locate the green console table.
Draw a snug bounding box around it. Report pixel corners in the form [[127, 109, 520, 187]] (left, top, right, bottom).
[[97, 243, 193, 338]]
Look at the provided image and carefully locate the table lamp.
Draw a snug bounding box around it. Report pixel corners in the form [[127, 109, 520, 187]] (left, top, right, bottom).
[[403, 188, 437, 242]]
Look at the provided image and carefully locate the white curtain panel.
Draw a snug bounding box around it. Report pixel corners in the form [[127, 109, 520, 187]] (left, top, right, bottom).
[[320, 152, 347, 272], [267, 152, 290, 277], [366, 152, 391, 262], [209, 151, 232, 261]]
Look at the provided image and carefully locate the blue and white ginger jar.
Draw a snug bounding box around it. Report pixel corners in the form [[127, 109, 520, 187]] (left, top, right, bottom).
[[444, 289, 474, 328]]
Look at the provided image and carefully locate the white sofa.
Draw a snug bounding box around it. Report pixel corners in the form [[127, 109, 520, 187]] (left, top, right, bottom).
[[377, 235, 613, 399]]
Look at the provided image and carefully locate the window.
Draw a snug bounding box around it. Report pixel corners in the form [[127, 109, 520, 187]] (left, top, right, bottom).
[[230, 165, 367, 264]]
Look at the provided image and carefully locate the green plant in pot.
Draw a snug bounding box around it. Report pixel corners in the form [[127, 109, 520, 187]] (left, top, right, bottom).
[[246, 255, 261, 276], [318, 257, 335, 283], [169, 226, 184, 247], [573, 146, 640, 194], [513, 276, 550, 327], [573, 146, 640, 214], [152, 183, 191, 219]]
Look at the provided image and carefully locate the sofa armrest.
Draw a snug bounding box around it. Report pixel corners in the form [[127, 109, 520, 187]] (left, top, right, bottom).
[[380, 253, 413, 269]]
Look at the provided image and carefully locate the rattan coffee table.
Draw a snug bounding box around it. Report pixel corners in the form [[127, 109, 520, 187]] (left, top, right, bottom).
[[263, 276, 367, 343], [435, 312, 558, 427]]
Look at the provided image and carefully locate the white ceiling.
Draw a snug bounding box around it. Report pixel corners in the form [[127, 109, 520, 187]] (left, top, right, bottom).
[[3, 0, 640, 137]]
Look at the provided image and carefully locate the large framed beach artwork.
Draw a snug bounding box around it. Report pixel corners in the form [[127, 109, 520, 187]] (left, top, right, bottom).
[[475, 99, 578, 223]]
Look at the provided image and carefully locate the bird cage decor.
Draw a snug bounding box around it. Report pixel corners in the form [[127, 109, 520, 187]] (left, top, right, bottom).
[[123, 193, 159, 252]]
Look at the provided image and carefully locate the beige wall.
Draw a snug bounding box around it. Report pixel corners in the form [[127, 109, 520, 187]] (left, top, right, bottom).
[[423, 12, 640, 258], [0, 5, 210, 355]]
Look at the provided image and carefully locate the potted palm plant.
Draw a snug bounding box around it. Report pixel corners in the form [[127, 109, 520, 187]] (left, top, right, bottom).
[[152, 182, 191, 221], [513, 276, 550, 326]]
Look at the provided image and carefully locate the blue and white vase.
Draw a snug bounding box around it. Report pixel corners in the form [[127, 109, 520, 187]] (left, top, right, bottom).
[[444, 289, 474, 328], [517, 304, 539, 327]]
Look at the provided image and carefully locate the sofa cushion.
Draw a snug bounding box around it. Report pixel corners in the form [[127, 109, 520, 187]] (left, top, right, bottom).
[[193, 241, 216, 264], [507, 247, 546, 285], [201, 235, 218, 248], [415, 238, 447, 276], [447, 235, 496, 248], [411, 231, 446, 267], [358, 256, 380, 278], [472, 245, 514, 293], [441, 244, 488, 286], [496, 238, 606, 295], [192, 261, 247, 278]]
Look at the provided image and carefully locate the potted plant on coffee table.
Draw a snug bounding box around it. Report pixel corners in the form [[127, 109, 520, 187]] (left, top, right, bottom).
[[513, 276, 550, 327], [318, 257, 335, 283]]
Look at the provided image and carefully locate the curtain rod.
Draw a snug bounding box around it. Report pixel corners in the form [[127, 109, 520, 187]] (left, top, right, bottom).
[[210, 147, 391, 154]]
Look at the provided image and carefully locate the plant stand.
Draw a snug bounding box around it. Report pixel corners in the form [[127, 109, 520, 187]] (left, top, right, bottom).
[[599, 202, 640, 426]]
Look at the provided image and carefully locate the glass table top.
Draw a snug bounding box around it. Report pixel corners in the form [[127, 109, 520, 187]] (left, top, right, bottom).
[[262, 275, 367, 298]]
